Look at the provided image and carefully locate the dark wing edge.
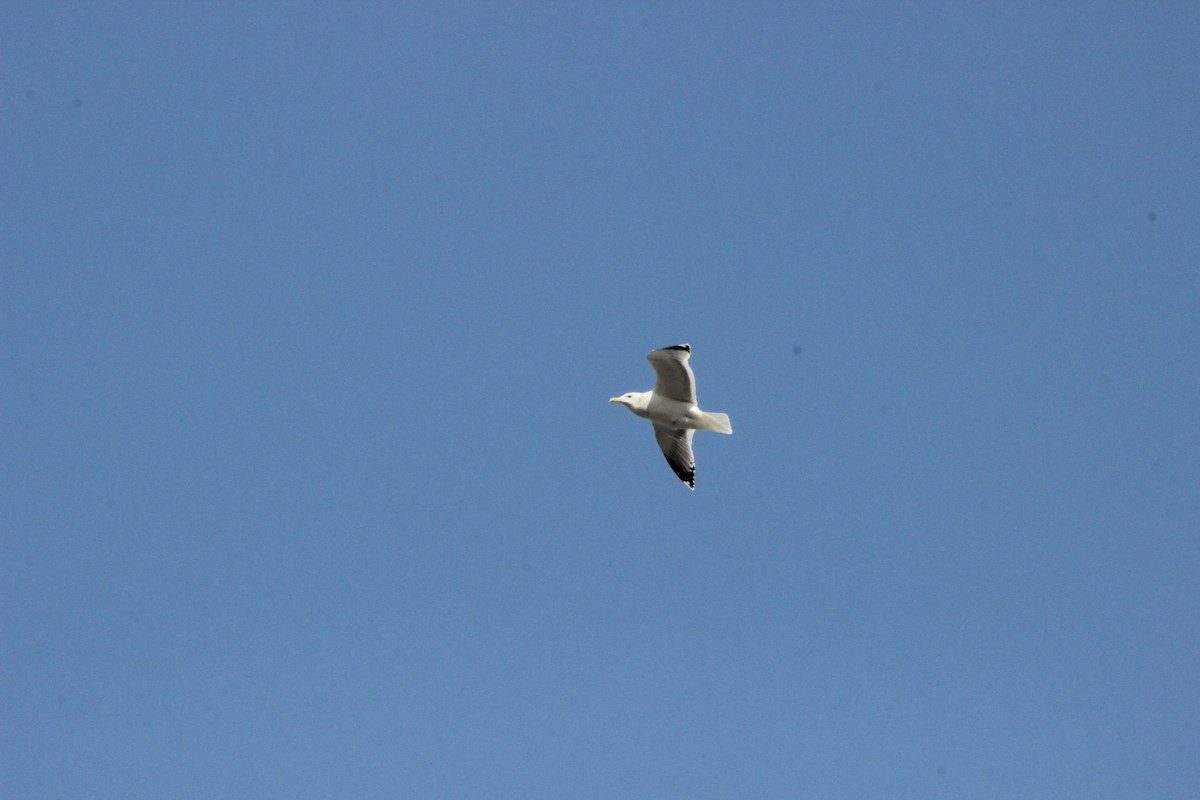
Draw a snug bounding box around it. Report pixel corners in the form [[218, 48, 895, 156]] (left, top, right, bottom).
[[653, 424, 695, 489], [647, 345, 697, 404]]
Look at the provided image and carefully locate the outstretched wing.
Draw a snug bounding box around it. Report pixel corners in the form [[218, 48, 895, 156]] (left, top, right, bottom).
[[646, 344, 696, 404], [652, 423, 695, 489]]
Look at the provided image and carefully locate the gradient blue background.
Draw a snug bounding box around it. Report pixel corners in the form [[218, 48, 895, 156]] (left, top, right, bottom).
[[3, 3, 1198, 797]]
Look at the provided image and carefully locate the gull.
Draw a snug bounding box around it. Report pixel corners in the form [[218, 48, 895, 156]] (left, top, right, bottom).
[[610, 344, 732, 489]]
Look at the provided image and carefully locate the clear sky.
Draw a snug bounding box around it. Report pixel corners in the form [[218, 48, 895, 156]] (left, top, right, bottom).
[[3, 2, 1198, 797]]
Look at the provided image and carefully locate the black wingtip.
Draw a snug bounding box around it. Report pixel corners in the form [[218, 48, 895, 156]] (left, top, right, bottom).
[[663, 455, 696, 489], [662, 344, 691, 353]]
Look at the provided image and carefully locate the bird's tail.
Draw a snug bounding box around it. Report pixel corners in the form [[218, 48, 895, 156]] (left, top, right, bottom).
[[697, 411, 733, 434]]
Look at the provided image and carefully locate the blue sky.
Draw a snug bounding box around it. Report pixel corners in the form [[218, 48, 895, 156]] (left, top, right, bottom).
[[3, 2, 1198, 797]]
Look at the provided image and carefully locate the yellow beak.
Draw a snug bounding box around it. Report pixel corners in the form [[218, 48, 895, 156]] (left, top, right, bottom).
[[609, 397, 622, 403]]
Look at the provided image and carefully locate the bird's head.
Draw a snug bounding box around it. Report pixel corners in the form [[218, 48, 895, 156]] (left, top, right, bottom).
[[609, 392, 649, 415]]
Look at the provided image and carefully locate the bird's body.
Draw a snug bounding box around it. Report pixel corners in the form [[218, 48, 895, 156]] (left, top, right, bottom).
[[610, 344, 732, 489]]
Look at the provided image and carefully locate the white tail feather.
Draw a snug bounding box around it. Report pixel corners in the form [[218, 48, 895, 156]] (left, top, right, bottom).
[[698, 411, 733, 434]]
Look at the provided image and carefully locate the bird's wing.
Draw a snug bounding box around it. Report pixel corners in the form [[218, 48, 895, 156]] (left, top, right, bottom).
[[653, 423, 695, 489], [646, 344, 696, 404]]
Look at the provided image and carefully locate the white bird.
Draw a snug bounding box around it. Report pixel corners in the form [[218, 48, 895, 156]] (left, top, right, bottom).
[[610, 344, 733, 489]]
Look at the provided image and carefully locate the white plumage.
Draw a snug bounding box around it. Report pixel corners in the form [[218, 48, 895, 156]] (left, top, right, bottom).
[[610, 344, 732, 489]]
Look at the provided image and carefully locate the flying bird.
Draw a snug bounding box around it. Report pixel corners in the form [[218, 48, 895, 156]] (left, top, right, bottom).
[[610, 344, 732, 489]]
